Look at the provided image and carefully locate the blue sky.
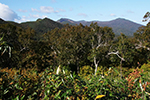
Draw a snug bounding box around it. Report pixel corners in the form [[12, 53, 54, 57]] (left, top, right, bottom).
[[0, 0, 149, 25]]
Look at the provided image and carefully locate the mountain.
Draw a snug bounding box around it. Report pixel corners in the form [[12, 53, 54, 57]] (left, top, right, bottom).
[[0, 17, 63, 39], [0, 18, 22, 27], [57, 18, 143, 36], [57, 18, 76, 25], [0, 17, 143, 37], [21, 18, 63, 35], [0, 17, 63, 34], [0, 18, 7, 24]]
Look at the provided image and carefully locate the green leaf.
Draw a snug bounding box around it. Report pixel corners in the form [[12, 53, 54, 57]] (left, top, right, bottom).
[[4, 89, 9, 94], [12, 95, 19, 100], [55, 90, 61, 99], [0, 34, 4, 41], [109, 93, 113, 97], [15, 83, 23, 90], [21, 95, 25, 100], [43, 94, 48, 100], [55, 81, 62, 88], [113, 67, 120, 75]]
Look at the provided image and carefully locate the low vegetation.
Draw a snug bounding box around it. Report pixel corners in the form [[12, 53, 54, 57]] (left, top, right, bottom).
[[0, 65, 150, 99]]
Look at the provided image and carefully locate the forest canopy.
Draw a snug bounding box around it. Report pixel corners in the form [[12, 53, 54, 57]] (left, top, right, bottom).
[[0, 16, 150, 74]]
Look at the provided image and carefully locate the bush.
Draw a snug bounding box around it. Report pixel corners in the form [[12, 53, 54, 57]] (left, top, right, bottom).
[[0, 66, 150, 99]]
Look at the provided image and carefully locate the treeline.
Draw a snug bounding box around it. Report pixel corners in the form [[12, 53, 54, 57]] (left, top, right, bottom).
[[0, 21, 150, 74]]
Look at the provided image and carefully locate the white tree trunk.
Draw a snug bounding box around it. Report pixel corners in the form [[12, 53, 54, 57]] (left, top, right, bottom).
[[94, 57, 99, 75], [56, 65, 61, 75]]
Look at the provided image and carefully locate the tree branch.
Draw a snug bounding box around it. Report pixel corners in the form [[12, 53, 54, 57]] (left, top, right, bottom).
[[108, 51, 125, 61], [135, 42, 150, 51]]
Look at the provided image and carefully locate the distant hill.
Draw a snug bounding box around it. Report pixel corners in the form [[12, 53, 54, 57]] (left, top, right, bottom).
[[0, 18, 21, 27], [57, 18, 76, 25], [0, 18, 64, 39], [21, 18, 63, 36], [0, 17, 143, 37], [57, 18, 143, 36]]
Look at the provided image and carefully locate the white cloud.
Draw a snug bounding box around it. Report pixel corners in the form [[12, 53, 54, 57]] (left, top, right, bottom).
[[40, 6, 54, 13], [110, 13, 116, 17], [31, 6, 65, 14], [77, 13, 88, 18], [18, 9, 27, 13], [55, 9, 66, 13], [30, 14, 47, 19], [31, 8, 39, 12], [0, 3, 20, 21], [14, 14, 48, 23], [30, 14, 41, 18], [14, 16, 30, 23]]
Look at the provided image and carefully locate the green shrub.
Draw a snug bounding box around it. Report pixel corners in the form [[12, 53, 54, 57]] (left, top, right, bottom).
[[0, 66, 150, 99], [140, 61, 150, 75]]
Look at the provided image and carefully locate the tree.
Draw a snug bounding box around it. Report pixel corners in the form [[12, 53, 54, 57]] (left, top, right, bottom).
[[143, 12, 150, 22], [133, 21, 150, 64], [43, 24, 91, 73], [134, 23, 150, 51], [0, 23, 21, 67], [108, 33, 135, 77], [88, 22, 115, 75], [64, 24, 90, 73], [134, 11, 150, 50], [18, 27, 35, 52]]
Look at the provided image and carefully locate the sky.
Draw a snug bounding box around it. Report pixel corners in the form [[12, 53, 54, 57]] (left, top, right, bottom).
[[0, 0, 149, 25]]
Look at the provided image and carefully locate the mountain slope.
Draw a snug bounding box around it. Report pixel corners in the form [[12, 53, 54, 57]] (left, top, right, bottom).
[[21, 18, 63, 35], [57, 18, 143, 36], [0, 18, 22, 27], [57, 18, 76, 25], [0, 18, 7, 24], [0, 17, 143, 37], [0, 17, 64, 39], [97, 18, 142, 36]]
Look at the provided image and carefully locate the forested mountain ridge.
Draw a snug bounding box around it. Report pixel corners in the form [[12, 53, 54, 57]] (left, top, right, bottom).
[[57, 18, 143, 36], [0, 18, 64, 39], [0, 17, 143, 37], [0, 18, 22, 27], [21, 18, 63, 35]]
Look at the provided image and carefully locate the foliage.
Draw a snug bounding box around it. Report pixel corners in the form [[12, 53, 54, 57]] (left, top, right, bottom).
[[0, 67, 39, 99], [140, 61, 150, 75], [0, 34, 12, 57], [134, 22, 150, 50], [0, 19, 149, 72], [133, 21, 150, 65], [143, 12, 150, 22], [125, 67, 150, 99], [43, 24, 92, 73], [78, 65, 94, 79], [0, 66, 150, 99]]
